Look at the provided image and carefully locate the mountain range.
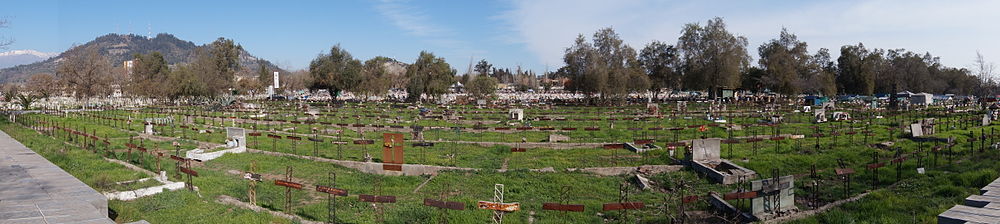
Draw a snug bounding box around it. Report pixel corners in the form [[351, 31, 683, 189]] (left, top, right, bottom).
[[0, 50, 58, 69], [0, 33, 283, 83]]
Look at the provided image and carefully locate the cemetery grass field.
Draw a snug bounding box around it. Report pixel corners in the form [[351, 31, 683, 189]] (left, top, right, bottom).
[[5, 101, 1000, 223]]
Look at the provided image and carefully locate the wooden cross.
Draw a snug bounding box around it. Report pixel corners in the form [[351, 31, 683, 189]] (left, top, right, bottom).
[[316, 172, 348, 224], [274, 166, 303, 212]]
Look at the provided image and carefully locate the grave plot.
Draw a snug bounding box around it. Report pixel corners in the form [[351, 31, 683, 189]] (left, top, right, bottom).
[[685, 138, 757, 185]]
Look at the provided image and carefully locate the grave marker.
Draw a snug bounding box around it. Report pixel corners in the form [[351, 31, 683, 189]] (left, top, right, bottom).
[[479, 184, 519, 224]]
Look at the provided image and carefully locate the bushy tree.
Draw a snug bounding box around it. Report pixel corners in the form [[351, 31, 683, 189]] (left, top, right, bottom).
[[639, 41, 681, 97], [405, 51, 455, 102], [559, 27, 647, 104], [129, 52, 170, 98], [309, 44, 362, 98], [466, 74, 498, 99], [677, 17, 750, 96]]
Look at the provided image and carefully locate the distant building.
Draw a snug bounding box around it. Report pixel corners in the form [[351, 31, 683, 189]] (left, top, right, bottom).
[[123, 60, 135, 75]]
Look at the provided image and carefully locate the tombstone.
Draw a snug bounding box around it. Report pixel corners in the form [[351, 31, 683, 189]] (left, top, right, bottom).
[[548, 134, 570, 143], [689, 139, 722, 162], [813, 109, 827, 123], [832, 112, 850, 121], [750, 175, 796, 220], [770, 115, 783, 124], [983, 114, 991, 126], [477, 99, 487, 106], [685, 138, 756, 185], [910, 123, 924, 137], [802, 106, 811, 113], [509, 109, 524, 121], [822, 101, 835, 110], [646, 103, 660, 116], [144, 122, 155, 134], [226, 127, 247, 151]]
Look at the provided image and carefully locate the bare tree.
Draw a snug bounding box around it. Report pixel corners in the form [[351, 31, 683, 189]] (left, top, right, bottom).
[[25, 73, 60, 99], [974, 51, 996, 84], [56, 45, 113, 99]]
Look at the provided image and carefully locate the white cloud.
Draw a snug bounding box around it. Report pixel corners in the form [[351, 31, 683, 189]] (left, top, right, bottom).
[[500, 0, 1000, 69], [373, 0, 486, 65]]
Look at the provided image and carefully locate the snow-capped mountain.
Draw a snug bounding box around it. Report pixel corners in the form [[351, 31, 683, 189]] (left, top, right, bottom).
[[0, 50, 58, 69]]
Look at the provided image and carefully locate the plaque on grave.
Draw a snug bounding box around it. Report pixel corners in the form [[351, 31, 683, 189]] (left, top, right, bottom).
[[382, 133, 404, 171]]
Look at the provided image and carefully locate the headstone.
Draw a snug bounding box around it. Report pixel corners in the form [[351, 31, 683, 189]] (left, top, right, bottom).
[[832, 112, 850, 121], [802, 106, 812, 113], [751, 175, 796, 219], [548, 134, 570, 143], [144, 122, 154, 134], [689, 138, 721, 163], [910, 123, 924, 137], [509, 109, 524, 121], [983, 114, 991, 126], [813, 109, 827, 123], [226, 127, 247, 151]]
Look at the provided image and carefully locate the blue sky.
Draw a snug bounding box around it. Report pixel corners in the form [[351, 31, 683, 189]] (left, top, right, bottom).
[[2, 0, 999, 73]]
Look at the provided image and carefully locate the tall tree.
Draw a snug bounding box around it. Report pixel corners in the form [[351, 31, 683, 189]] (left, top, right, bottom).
[[836, 43, 883, 95], [206, 38, 243, 94], [559, 28, 647, 104], [129, 52, 170, 98], [405, 51, 455, 102], [474, 59, 492, 77], [758, 28, 810, 95], [308, 44, 362, 98], [56, 45, 112, 99], [639, 40, 681, 97], [257, 59, 272, 89], [355, 56, 394, 100], [677, 17, 750, 97]]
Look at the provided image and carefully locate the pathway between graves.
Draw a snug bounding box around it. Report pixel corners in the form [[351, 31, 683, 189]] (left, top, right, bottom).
[[133, 131, 683, 176]]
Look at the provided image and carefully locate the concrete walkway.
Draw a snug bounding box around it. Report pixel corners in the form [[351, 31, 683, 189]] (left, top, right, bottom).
[[0, 130, 114, 224]]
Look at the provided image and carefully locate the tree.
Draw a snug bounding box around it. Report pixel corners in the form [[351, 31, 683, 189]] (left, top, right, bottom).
[[309, 44, 362, 99], [474, 59, 492, 77], [205, 38, 243, 95], [677, 17, 750, 97], [973, 52, 996, 96], [129, 52, 170, 98], [25, 73, 60, 99], [466, 74, 498, 99], [836, 43, 884, 95], [257, 59, 272, 90], [355, 57, 394, 100], [405, 51, 455, 102], [806, 48, 838, 96], [639, 40, 681, 97], [558, 28, 647, 104], [56, 45, 112, 99], [758, 28, 810, 95]]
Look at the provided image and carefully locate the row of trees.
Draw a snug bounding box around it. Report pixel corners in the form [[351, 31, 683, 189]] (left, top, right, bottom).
[[307, 45, 455, 102], [556, 17, 995, 103], [17, 37, 246, 103]]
